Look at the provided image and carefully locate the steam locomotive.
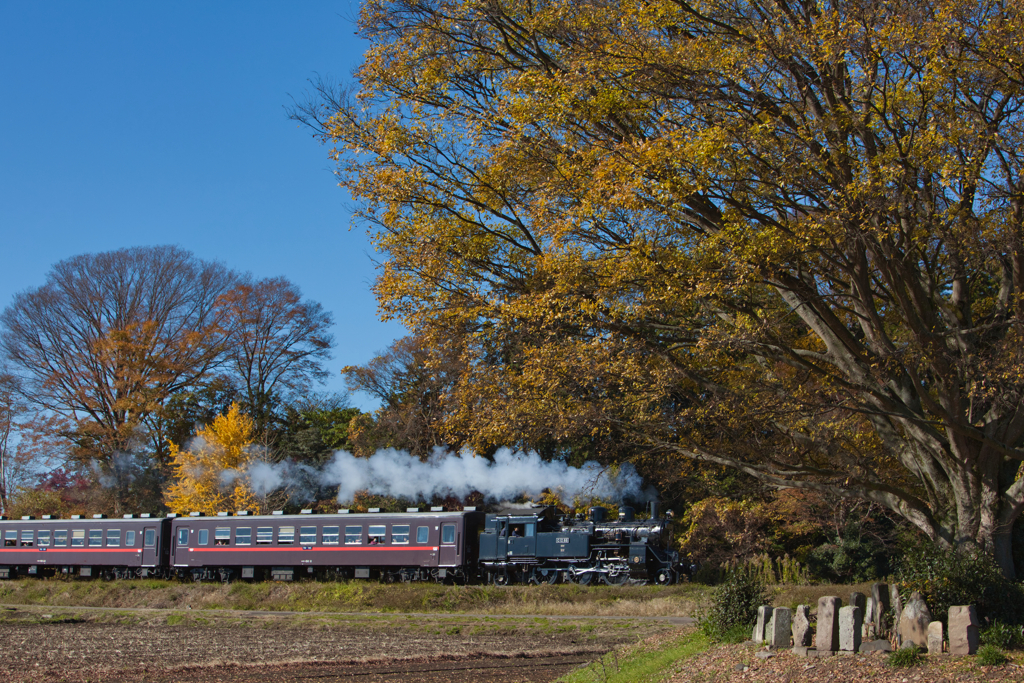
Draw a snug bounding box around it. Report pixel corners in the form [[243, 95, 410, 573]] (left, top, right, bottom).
[[0, 503, 683, 585]]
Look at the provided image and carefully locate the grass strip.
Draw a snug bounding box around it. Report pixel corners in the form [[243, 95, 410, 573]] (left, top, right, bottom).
[[557, 629, 709, 683]]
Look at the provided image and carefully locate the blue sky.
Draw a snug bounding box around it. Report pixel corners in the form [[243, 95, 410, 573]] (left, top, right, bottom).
[[0, 2, 404, 409]]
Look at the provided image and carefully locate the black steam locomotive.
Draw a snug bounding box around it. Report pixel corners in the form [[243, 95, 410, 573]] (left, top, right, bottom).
[[0, 503, 683, 585]]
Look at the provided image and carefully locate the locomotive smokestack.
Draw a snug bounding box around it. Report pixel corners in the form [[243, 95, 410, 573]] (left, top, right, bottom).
[[649, 501, 659, 519], [618, 506, 635, 522], [589, 506, 608, 522]]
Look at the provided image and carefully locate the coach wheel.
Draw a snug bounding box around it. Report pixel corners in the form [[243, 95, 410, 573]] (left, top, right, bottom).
[[654, 568, 675, 586], [492, 570, 511, 586]]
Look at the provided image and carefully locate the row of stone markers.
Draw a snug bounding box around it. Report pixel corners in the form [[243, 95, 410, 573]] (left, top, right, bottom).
[[752, 582, 981, 656]]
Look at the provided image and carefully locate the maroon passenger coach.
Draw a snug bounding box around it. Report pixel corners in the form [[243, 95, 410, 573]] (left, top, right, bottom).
[[0, 514, 171, 579], [168, 508, 485, 583]]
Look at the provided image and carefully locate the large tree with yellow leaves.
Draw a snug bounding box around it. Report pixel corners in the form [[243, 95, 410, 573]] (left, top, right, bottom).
[[302, 0, 1024, 576], [164, 403, 261, 516]]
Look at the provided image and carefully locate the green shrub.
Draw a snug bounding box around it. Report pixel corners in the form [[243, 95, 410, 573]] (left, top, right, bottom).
[[981, 621, 1024, 650], [696, 569, 770, 642], [887, 647, 923, 668], [975, 644, 1009, 666], [896, 542, 1023, 626]]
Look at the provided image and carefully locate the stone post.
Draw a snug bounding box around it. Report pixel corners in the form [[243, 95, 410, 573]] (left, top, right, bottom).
[[839, 605, 863, 653], [948, 605, 980, 655], [927, 621, 943, 655], [890, 584, 903, 646], [816, 596, 842, 653], [753, 605, 773, 643], [767, 607, 792, 649], [871, 582, 890, 634], [864, 597, 876, 639], [792, 604, 812, 647]]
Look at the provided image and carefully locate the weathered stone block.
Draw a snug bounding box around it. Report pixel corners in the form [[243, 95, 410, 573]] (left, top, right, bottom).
[[768, 607, 792, 648], [899, 592, 932, 649], [753, 605, 773, 643], [860, 639, 893, 653], [927, 620, 943, 655], [816, 596, 841, 653], [948, 605, 980, 656], [839, 605, 863, 652], [792, 604, 812, 647], [850, 592, 866, 613]]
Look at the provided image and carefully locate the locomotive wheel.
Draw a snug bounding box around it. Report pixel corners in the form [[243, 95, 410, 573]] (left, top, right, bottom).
[[531, 568, 559, 585], [492, 570, 511, 586], [602, 570, 629, 585], [654, 568, 675, 586], [569, 567, 593, 585]]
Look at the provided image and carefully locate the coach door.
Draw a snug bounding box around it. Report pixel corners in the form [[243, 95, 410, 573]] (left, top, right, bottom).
[[142, 527, 159, 567], [439, 522, 459, 566], [172, 526, 190, 566]]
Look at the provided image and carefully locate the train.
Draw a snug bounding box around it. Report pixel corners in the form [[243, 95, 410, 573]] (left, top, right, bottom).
[[0, 503, 685, 585]]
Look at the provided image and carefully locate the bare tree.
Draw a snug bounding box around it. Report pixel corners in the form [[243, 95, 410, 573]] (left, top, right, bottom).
[[0, 246, 235, 466], [217, 276, 334, 432]]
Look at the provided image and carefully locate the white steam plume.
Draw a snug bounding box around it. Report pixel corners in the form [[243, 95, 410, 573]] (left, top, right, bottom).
[[239, 447, 651, 505]]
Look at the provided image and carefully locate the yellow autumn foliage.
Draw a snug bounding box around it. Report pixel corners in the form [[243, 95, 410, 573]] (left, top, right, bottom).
[[164, 403, 261, 516]]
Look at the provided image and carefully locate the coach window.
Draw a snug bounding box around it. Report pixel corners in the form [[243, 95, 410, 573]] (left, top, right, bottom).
[[215, 528, 231, 546], [441, 524, 456, 545], [322, 526, 339, 544], [198, 529, 209, 546], [38, 530, 51, 546], [416, 526, 429, 544], [344, 526, 362, 544], [299, 526, 316, 545], [235, 528, 252, 545], [89, 529, 103, 546], [177, 527, 189, 547], [278, 526, 295, 544], [257, 527, 273, 544], [3, 530, 15, 546], [392, 525, 410, 544], [106, 529, 120, 547], [55, 530, 68, 547], [125, 530, 136, 547], [368, 525, 386, 545], [20, 530, 33, 546], [144, 529, 156, 547], [72, 530, 85, 547]]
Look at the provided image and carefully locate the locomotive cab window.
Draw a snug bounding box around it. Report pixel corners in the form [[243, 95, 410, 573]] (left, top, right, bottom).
[[235, 528, 252, 545], [322, 526, 340, 544], [177, 528, 189, 547], [38, 530, 51, 546], [4, 530, 15, 546], [416, 526, 429, 544], [55, 530, 68, 547], [299, 526, 316, 544], [198, 529, 209, 546], [257, 527, 273, 544], [106, 529, 120, 547], [368, 525, 386, 545], [20, 530, 33, 546], [392, 525, 410, 544], [441, 524, 456, 545], [278, 526, 295, 544], [72, 530, 85, 547], [125, 530, 136, 547], [344, 526, 362, 544], [89, 529, 103, 546], [215, 528, 230, 546], [144, 529, 156, 547]]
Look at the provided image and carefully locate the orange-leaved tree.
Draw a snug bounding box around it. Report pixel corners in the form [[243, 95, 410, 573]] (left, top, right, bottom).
[[164, 403, 261, 515]]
